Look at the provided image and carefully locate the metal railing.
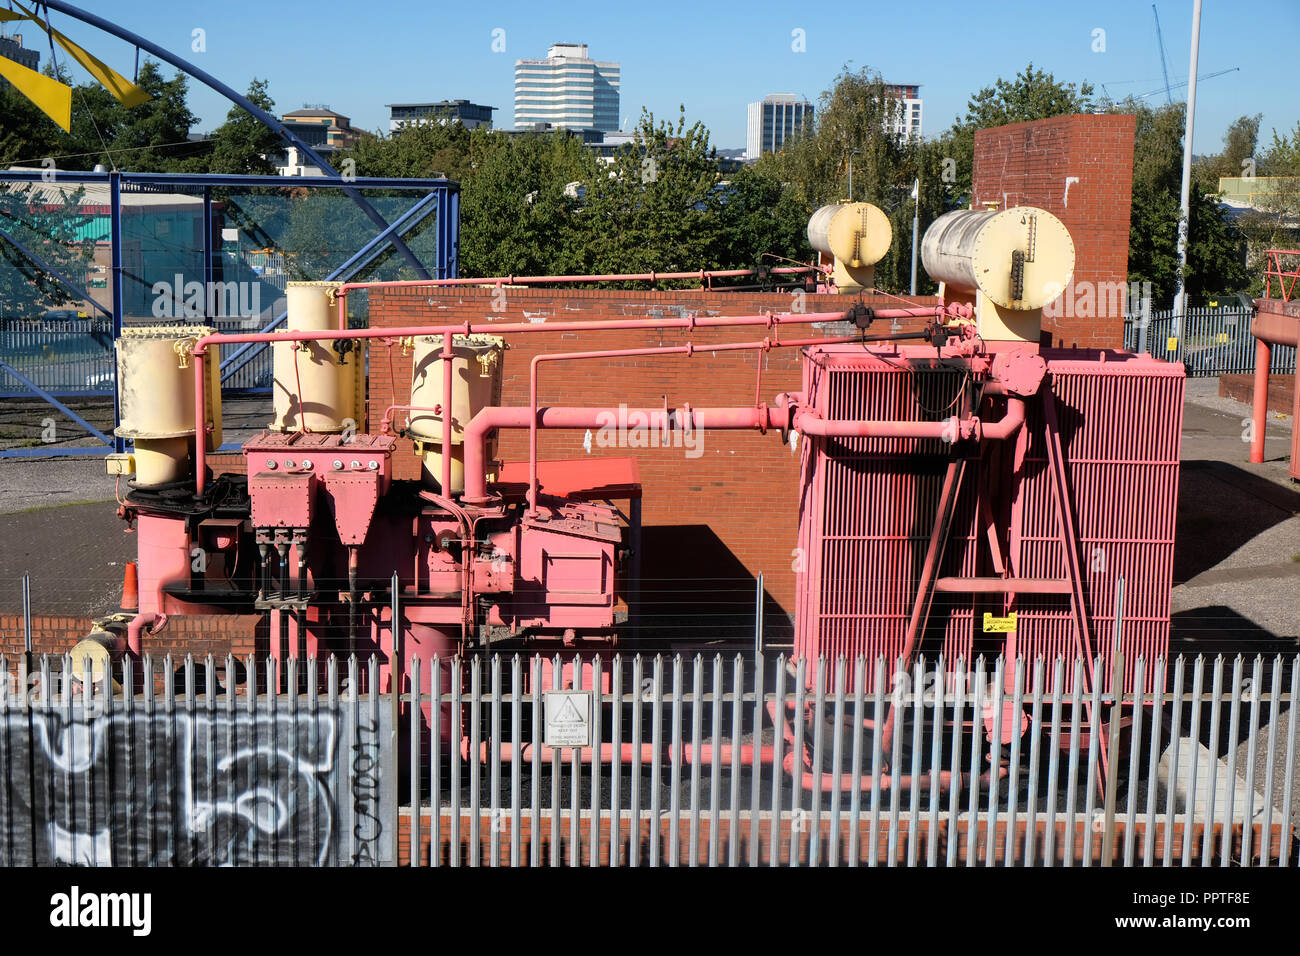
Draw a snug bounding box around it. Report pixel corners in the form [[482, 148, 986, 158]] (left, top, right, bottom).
[[3, 649, 1293, 867], [1264, 249, 1300, 303], [0, 653, 396, 866], [1123, 306, 1297, 377]]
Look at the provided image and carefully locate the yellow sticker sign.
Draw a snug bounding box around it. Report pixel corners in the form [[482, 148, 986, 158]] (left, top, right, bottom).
[[983, 612, 1017, 634], [1166, 337, 1178, 352], [1217, 332, 1228, 343]]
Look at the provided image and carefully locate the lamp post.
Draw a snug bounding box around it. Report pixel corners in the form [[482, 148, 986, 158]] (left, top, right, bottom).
[[910, 177, 920, 295]]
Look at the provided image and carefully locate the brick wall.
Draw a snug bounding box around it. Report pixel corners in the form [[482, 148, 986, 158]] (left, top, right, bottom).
[[972, 113, 1136, 349], [0, 612, 261, 659], [369, 287, 938, 629]]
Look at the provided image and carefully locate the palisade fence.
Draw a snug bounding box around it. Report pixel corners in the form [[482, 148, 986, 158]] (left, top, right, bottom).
[[1122, 307, 1297, 376], [0, 650, 1297, 867]]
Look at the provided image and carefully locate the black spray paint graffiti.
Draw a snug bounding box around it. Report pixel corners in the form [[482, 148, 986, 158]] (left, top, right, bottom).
[[0, 707, 349, 866], [349, 713, 381, 866]]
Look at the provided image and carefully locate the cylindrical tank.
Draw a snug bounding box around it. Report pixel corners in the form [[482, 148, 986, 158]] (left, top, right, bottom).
[[115, 325, 222, 487], [808, 202, 892, 293], [407, 334, 504, 493], [808, 202, 892, 267], [272, 281, 362, 433], [921, 206, 1075, 310]]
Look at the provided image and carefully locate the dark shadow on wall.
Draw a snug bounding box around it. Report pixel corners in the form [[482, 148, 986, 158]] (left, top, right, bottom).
[[636, 524, 790, 650]]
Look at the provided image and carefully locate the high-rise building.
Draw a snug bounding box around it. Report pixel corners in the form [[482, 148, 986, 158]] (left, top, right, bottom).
[[514, 43, 620, 133], [746, 94, 814, 160], [0, 33, 39, 71], [884, 84, 923, 140], [388, 100, 496, 132]]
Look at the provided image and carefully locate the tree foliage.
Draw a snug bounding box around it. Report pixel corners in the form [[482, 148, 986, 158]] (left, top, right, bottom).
[[205, 79, 282, 176], [943, 63, 1096, 201]]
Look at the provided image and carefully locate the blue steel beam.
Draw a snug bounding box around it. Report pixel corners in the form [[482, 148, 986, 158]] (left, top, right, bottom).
[[218, 189, 444, 380], [35, 0, 438, 280], [0, 359, 114, 448], [0, 170, 459, 192], [0, 225, 112, 317], [109, 171, 125, 452]]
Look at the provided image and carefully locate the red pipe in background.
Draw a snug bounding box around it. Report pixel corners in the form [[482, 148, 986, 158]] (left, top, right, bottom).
[[525, 333, 869, 511], [330, 267, 833, 328], [461, 405, 790, 505], [189, 308, 876, 493]]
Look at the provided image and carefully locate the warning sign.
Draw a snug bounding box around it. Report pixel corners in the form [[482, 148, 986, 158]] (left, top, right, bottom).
[[982, 612, 1018, 634], [544, 690, 592, 748]]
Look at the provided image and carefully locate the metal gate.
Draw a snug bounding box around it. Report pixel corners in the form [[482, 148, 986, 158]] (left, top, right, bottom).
[[1, 650, 1295, 866]]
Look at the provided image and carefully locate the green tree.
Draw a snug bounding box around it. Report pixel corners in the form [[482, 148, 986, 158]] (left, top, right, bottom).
[[458, 126, 593, 276], [0, 62, 68, 168], [1122, 99, 1248, 303], [576, 109, 726, 279], [203, 78, 282, 175], [345, 119, 473, 183], [0, 183, 94, 316], [59, 59, 198, 172], [942, 63, 1096, 201]]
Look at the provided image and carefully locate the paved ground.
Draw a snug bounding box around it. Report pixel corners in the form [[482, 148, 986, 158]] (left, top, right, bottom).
[[0, 381, 1295, 825]]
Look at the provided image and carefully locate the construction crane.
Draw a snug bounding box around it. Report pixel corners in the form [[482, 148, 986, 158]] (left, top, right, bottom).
[[1153, 3, 1174, 106], [1136, 66, 1239, 101]]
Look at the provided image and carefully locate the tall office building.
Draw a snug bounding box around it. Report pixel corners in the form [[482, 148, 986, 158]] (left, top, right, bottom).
[[884, 84, 923, 140], [746, 94, 814, 160], [514, 43, 620, 133], [0, 33, 39, 71]]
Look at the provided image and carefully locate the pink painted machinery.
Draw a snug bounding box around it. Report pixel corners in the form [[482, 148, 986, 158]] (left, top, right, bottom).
[[97, 204, 1184, 788]]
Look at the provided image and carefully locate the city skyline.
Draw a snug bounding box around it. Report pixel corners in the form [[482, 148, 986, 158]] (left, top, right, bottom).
[[1, 0, 1294, 157]]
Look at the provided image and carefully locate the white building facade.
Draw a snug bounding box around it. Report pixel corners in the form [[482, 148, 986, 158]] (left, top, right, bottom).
[[746, 94, 814, 159], [514, 43, 620, 132]]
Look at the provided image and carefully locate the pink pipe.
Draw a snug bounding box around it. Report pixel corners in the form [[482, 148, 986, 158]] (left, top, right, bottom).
[[1251, 338, 1270, 464], [380, 404, 442, 433], [526, 333, 865, 511], [791, 397, 1025, 442], [190, 308, 853, 495], [330, 267, 826, 330], [441, 332, 453, 496], [462, 405, 788, 505], [126, 612, 156, 656]]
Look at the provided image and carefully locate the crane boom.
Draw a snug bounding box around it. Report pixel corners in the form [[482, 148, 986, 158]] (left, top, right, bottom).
[[1153, 4, 1174, 106]]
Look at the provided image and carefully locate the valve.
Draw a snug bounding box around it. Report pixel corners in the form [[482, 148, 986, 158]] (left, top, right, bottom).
[[172, 338, 195, 369]]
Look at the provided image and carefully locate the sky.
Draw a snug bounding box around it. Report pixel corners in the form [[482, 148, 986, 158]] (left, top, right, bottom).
[[9, 0, 1300, 158]]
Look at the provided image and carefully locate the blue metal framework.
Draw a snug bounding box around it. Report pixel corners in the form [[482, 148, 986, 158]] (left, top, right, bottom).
[[35, 0, 434, 280], [0, 170, 459, 459]]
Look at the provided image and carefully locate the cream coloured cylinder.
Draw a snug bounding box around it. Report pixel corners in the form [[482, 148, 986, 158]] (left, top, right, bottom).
[[115, 325, 220, 488], [808, 202, 892, 293], [272, 281, 359, 433], [921, 206, 1075, 310], [407, 334, 504, 493]]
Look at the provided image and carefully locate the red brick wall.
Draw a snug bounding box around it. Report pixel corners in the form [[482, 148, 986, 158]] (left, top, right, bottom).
[[0, 613, 261, 660], [368, 287, 938, 627], [972, 113, 1136, 349]]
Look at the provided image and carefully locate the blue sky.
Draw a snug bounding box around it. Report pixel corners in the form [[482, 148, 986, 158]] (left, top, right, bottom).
[[13, 0, 1300, 156]]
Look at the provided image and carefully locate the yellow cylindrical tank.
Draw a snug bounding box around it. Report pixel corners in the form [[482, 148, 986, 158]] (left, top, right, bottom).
[[407, 334, 504, 494], [115, 325, 222, 487], [808, 202, 893, 293], [921, 206, 1075, 311], [272, 281, 363, 433]]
